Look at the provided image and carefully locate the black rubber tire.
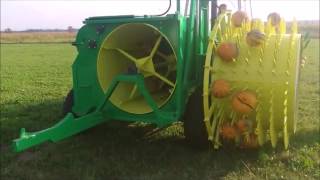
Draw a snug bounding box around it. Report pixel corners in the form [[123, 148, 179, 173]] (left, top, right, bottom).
[[62, 90, 74, 116], [183, 88, 209, 149]]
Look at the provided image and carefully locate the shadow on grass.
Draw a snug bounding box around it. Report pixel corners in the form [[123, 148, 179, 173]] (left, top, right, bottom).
[[291, 128, 320, 148], [2, 99, 318, 180], [1, 99, 65, 144]]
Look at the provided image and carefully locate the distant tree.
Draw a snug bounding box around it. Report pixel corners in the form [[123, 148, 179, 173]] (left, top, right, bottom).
[[67, 26, 74, 33], [4, 28, 12, 33]]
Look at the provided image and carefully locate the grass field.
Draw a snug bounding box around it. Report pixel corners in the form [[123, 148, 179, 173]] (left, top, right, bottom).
[[0, 32, 76, 43], [0, 39, 319, 179]]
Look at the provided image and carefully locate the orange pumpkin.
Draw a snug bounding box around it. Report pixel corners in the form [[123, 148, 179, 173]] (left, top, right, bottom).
[[220, 123, 238, 140], [267, 12, 281, 26], [211, 79, 230, 98], [232, 91, 257, 114], [236, 118, 248, 133], [218, 4, 227, 15], [246, 29, 265, 47], [241, 134, 259, 149], [217, 42, 239, 62], [231, 11, 248, 27]]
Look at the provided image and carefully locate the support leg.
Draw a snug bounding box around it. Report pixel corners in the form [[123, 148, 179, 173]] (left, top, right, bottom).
[[12, 112, 106, 152]]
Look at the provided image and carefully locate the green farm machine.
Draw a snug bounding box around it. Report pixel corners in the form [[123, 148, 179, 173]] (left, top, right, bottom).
[[13, 0, 303, 152]]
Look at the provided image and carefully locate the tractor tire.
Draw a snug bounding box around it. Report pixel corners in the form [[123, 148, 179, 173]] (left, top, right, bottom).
[[183, 88, 209, 149], [62, 90, 74, 116]]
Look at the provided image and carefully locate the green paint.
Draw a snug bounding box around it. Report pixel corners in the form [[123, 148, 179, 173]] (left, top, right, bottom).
[[12, 0, 208, 152]]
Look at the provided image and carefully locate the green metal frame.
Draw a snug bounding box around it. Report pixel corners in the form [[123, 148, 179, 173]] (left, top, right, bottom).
[[12, 0, 210, 152]]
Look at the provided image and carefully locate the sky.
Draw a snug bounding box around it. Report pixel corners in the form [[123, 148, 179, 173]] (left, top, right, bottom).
[[1, 0, 319, 31]]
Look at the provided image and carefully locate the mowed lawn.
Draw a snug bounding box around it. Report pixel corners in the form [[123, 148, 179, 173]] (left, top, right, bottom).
[[0, 40, 319, 180]]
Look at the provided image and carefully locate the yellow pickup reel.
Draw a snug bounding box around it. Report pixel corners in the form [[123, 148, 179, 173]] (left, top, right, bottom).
[[203, 11, 301, 149]]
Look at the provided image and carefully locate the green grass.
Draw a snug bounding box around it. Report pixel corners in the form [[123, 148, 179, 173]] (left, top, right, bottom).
[[0, 40, 319, 180], [0, 32, 76, 43]]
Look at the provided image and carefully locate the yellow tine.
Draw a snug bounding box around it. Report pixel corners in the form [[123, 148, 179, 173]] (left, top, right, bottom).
[[152, 72, 175, 87], [269, 89, 278, 148], [150, 36, 162, 58], [115, 48, 138, 63], [279, 18, 286, 34], [291, 18, 298, 34]]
